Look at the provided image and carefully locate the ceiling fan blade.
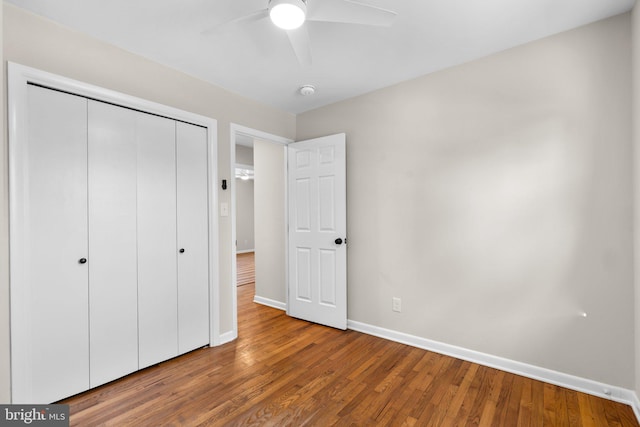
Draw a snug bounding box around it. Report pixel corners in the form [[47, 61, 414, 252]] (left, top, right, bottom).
[[307, 0, 397, 27], [286, 26, 312, 66], [202, 8, 269, 35]]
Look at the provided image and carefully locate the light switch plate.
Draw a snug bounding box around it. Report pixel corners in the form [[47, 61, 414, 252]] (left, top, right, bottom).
[[220, 202, 229, 217]]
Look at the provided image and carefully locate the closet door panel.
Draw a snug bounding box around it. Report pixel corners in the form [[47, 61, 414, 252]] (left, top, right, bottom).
[[137, 114, 179, 369], [176, 122, 210, 353], [12, 85, 89, 403], [87, 101, 139, 387]]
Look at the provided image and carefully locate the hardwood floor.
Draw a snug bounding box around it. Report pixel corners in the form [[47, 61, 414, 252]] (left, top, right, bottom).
[[237, 251, 255, 286], [62, 283, 639, 426]]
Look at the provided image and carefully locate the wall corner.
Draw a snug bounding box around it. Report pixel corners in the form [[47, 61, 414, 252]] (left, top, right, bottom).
[[632, 3, 640, 403]]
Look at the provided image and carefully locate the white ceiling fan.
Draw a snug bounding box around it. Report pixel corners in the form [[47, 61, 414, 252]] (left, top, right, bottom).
[[204, 0, 397, 66]]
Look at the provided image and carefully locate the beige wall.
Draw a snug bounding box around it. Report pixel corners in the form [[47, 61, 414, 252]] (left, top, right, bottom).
[[298, 14, 634, 388], [236, 179, 255, 252], [253, 140, 286, 303], [236, 145, 254, 166], [633, 4, 640, 396], [1, 3, 295, 402]]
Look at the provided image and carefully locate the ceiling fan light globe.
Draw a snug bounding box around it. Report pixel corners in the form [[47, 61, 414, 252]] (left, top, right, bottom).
[[269, 0, 306, 30]]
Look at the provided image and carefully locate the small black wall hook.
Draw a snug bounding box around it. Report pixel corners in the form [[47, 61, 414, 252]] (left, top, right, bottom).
[[222, 179, 227, 190]]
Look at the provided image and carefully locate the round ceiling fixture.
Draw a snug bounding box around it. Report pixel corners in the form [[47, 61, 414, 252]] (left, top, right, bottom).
[[269, 0, 307, 30], [299, 85, 316, 96]]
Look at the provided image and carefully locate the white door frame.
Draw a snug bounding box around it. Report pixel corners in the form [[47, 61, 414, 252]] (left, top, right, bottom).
[[8, 62, 220, 353], [229, 124, 292, 340]]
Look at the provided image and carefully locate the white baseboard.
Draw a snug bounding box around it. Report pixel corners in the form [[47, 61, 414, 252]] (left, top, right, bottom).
[[237, 249, 255, 254], [253, 295, 286, 311], [218, 330, 237, 346], [347, 319, 639, 420]]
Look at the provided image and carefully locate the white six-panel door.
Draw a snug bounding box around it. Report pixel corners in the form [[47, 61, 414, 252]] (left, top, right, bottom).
[[287, 134, 347, 330], [87, 101, 139, 388], [10, 85, 90, 403]]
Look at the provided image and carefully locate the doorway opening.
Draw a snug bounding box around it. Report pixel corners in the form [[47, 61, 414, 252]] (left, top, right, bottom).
[[235, 136, 255, 287], [230, 124, 292, 339]]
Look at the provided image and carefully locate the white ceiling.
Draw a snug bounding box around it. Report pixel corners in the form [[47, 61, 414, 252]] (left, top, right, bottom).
[[7, 0, 635, 114]]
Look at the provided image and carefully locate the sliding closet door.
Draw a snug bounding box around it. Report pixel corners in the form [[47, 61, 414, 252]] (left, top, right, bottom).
[[11, 85, 89, 403], [87, 101, 139, 387], [176, 122, 210, 353], [137, 113, 179, 368]]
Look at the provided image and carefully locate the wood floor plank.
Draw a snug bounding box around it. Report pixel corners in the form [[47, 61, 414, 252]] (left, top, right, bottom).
[[236, 251, 255, 286], [409, 357, 457, 420], [619, 402, 640, 427], [556, 385, 572, 427], [60, 283, 640, 426], [531, 379, 546, 427], [503, 374, 525, 426], [517, 378, 533, 427], [416, 359, 467, 425], [544, 383, 559, 426], [442, 362, 479, 425], [591, 393, 622, 427], [566, 387, 584, 427], [489, 370, 514, 426], [465, 365, 495, 425], [577, 392, 599, 427], [451, 363, 488, 426], [477, 368, 506, 426]]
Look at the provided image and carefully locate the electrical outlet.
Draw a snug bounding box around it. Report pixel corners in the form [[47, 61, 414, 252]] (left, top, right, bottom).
[[392, 297, 401, 312]]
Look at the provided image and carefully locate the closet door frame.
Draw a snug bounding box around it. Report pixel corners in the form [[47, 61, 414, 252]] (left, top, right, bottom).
[[8, 63, 220, 401]]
